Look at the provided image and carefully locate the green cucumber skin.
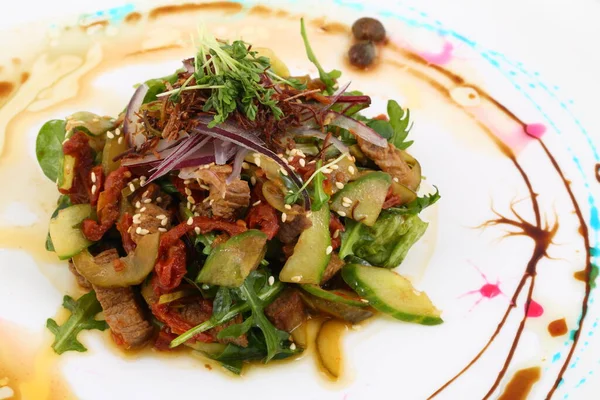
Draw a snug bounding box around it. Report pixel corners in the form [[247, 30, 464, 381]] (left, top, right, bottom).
[[299, 284, 368, 308], [341, 264, 443, 326]]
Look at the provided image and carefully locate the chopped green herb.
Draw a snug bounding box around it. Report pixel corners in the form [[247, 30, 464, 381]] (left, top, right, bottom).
[[300, 18, 341, 95], [387, 100, 413, 150]]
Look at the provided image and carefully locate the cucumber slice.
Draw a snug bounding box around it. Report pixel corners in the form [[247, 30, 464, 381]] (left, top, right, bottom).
[[57, 155, 76, 191], [49, 204, 94, 260], [299, 291, 374, 324], [330, 171, 391, 226], [300, 285, 368, 308], [342, 264, 442, 325], [279, 205, 331, 284], [197, 230, 268, 287]]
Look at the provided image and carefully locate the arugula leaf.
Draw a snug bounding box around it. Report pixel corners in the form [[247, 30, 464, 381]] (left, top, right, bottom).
[[300, 18, 341, 95], [239, 272, 289, 362], [35, 119, 66, 182], [156, 177, 180, 195], [212, 287, 233, 321], [389, 187, 440, 216], [45, 195, 72, 252], [311, 160, 330, 211], [217, 316, 253, 340], [46, 291, 108, 355], [195, 232, 216, 256], [339, 212, 428, 268], [387, 100, 414, 150]]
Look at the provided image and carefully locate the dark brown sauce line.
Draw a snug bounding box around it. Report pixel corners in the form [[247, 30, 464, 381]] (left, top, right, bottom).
[[539, 140, 593, 398]]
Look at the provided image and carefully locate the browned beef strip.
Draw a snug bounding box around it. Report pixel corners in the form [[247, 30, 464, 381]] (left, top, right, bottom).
[[176, 300, 248, 347], [265, 289, 307, 333], [68, 260, 92, 290], [91, 250, 154, 349], [321, 253, 345, 284], [130, 203, 172, 244], [195, 165, 250, 219], [356, 138, 413, 188], [277, 210, 312, 244]]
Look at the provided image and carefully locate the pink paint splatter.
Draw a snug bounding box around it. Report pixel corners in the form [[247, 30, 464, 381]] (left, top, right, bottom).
[[460, 261, 505, 310], [525, 123, 547, 139], [419, 42, 453, 65], [526, 299, 544, 318]]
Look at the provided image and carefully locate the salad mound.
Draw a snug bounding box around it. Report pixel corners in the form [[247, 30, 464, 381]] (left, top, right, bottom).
[[37, 19, 441, 375]]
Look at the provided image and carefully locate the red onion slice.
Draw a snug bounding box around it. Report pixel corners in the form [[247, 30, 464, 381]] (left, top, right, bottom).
[[214, 140, 237, 165], [292, 129, 349, 154], [123, 84, 149, 148], [324, 111, 388, 148], [227, 148, 249, 184]]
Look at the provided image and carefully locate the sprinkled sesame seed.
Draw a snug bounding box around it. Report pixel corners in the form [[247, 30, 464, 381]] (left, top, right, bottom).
[[115, 128, 121, 136], [157, 197, 163, 204], [281, 213, 287, 223], [91, 172, 97, 183], [306, 211, 312, 218], [129, 183, 135, 192], [325, 245, 333, 255], [322, 168, 332, 174], [107, 132, 115, 139], [200, 184, 210, 190], [118, 137, 124, 144], [342, 196, 352, 203], [194, 212, 200, 217], [253, 200, 262, 206], [140, 207, 147, 212], [188, 195, 196, 204], [348, 166, 355, 175], [187, 202, 192, 209], [297, 150, 306, 158], [187, 217, 194, 225], [135, 201, 141, 208], [156, 214, 166, 220], [91, 185, 97, 195], [158, 228, 167, 233], [299, 158, 306, 167], [124, 171, 132, 178], [194, 227, 201, 235], [242, 162, 250, 170], [337, 211, 347, 217], [280, 168, 288, 176], [268, 276, 275, 286], [342, 202, 352, 208], [142, 190, 150, 198], [291, 276, 302, 283], [202, 284, 210, 290], [290, 343, 297, 351], [333, 229, 340, 239], [335, 182, 345, 190], [284, 204, 292, 210], [254, 157, 261, 167], [161, 219, 168, 226], [250, 177, 257, 185], [287, 156, 295, 162], [140, 228, 150, 235], [289, 165, 296, 171], [133, 213, 141, 219], [184, 179, 192, 185], [135, 227, 142, 234], [185, 188, 192, 196], [330, 164, 339, 170], [290, 148, 298, 156], [209, 199, 214, 206], [360, 299, 369, 303], [143, 198, 152, 204]]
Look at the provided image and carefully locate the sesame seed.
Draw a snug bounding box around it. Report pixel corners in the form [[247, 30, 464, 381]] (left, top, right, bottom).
[[161, 219, 168, 226], [325, 246, 333, 255], [133, 213, 141, 219], [188, 196, 196, 204], [331, 164, 339, 170], [291, 276, 302, 283], [322, 168, 332, 174], [253, 200, 262, 206], [254, 157, 261, 167], [252, 152, 260, 158], [308, 160, 316, 165], [333, 229, 340, 239], [342, 196, 352, 203], [200, 184, 210, 190], [124, 171, 132, 178], [306, 211, 312, 218], [289, 165, 296, 171], [335, 182, 345, 190], [342, 201, 352, 208], [91, 172, 97, 183], [284, 204, 292, 210], [290, 343, 297, 351], [91, 185, 97, 195], [281, 213, 287, 222], [107, 132, 115, 139], [268, 276, 275, 286], [297, 150, 306, 158], [140, 228, 150, 235], [143, 198, 152, 204], [194, 227, 201, 235], [156, 197, 162, 203], [287, 156, 295, 162], [129, 183, 136, 192], [115, 128, 121, 136], [299, 158, 306, 167], [184, 179, 192, 185], [337, 211, 347, 217], [135, 201, 141, 208], [209, 199, 214, 206], [135, 227, 142, 234], [348, 166, 355, 175], [280, 168, 288, 176], [118, 137, 123, 144], [185, 188, 192, 196], [187, 217, 193, 225], [393, 177, 399, 183], [360, 298, 369, 303], [140, 207, 147, 212], [289, 149, 298, 156], [156, 214, 166, 220], [202, 284, 210, 290], [158, 228, 167, 233], [187, 202, 192, 209], [194, 212, 200, 217], [242, 162, 250, 170], [250, 177, 257, 185]]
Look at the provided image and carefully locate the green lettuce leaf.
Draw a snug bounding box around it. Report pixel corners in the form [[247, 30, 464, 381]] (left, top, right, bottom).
[[35, 119, 66, 182], [46, 291, 108, 355]]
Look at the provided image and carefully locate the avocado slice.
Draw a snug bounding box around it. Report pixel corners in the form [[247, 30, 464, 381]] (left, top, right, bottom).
[[330, 171, 391, 226], [197, 230, 268, 287]]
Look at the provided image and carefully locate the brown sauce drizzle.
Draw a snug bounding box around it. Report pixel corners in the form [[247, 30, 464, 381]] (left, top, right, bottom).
[[148, 2, 243, 20], [574, 270, 587, 282], [125, 12, 142, 24], [0, 81, 14, 98], [595, 163, 600, 183], [548, 318, 568, 337], [497, 367, 541, 400]]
